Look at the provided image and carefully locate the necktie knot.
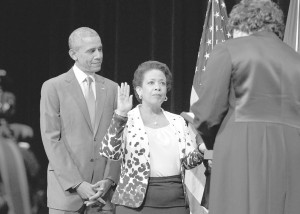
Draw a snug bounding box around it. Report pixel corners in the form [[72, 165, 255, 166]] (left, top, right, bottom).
[[86, 76, 93, 87]]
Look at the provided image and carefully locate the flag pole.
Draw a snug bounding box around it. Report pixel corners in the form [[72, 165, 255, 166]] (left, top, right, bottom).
[[211, 0, 215, 49], [296, 0, 299, 52]]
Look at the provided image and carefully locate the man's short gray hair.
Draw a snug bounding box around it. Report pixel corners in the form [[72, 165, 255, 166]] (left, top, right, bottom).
[[68, 27, 99, 50]]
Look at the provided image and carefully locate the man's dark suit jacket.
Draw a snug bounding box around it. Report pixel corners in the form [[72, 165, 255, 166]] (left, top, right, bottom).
[[40, 69, 120, 211]]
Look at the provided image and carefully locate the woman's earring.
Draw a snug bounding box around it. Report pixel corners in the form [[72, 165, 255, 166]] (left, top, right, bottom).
[[164, 96, 168, 101], [139, 94, 142, 100]]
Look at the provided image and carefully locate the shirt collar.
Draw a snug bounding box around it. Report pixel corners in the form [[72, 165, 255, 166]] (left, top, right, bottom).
[[73, 64, 95, 83]]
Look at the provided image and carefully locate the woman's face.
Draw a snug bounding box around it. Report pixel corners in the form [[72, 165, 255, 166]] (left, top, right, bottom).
[[136, 69, 167, 107]]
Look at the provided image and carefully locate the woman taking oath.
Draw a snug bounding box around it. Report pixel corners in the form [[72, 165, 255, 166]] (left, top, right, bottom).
[[92, 60, 204, 214]]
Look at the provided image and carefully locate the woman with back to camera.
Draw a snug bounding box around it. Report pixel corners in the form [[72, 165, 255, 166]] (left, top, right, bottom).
[[91, 60, 205, 214], [191, 0, 300, 214]]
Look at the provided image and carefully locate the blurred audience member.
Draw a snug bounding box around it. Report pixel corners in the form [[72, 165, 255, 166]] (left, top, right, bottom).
[[0, 68, 45, 213], [0, 174, 9, 214]]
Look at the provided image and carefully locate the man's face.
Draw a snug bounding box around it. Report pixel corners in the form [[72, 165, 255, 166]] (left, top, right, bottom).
[[71, 35, 103, 74]]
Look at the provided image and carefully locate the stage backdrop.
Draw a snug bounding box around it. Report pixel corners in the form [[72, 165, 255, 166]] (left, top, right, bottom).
[[0, 0, 290, 173]]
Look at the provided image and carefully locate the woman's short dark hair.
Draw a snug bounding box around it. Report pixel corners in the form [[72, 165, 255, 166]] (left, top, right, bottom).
[[132, 60, 172, 103], [227, 0, 285, 39]]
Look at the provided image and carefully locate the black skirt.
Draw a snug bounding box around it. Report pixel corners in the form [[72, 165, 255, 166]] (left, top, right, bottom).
[[116, 175, 190, 214]]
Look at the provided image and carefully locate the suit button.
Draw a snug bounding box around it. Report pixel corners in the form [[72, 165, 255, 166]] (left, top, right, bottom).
[[94, 138, 97, 141], [90, 158, 94, 162]]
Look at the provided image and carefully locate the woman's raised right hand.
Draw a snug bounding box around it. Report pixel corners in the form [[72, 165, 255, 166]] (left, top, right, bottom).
[[115, 82, 133, 117]]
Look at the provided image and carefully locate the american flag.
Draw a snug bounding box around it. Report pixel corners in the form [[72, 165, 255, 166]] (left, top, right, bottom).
[[184, 1, 231, 213], [284, 0, 300, 53], [190, 0, 231, 107]]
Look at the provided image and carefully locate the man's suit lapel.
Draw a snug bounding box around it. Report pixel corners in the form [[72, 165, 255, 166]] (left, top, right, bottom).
[[65, 69, 94, 132], [94, 75, 106, 136]]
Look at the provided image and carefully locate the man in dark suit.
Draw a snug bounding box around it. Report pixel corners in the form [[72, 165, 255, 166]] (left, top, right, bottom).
[[40, 27, 120, 214]]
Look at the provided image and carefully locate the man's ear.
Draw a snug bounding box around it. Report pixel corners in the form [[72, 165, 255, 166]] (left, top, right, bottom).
[[69, 49, 77, 61]]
